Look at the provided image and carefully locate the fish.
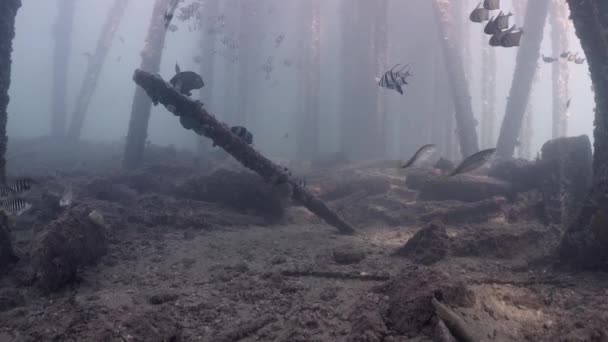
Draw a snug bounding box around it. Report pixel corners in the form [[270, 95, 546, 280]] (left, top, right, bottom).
[[568, 52, 578, 62], [0, 185, 15, 199], [489, 26, 511, 46], [230, 126, 253, 145], [116, 56, 122, 62], [60, 185, 73, 207], [448, 148, 496, 177], [163, 0, 179, 29], [401, 144, 437, 169], [378, 64, 413, 95], [283, 133, 289, 139], [495, 11, 513, 31], [469, 2, 490, 23], [574, 57, 586, 64], [212, 126, 254, 147], [500, 25, 524, 48], [1, 198, 32, 216], [483, 0, 500, 10], [274, 34, 285, 48], [566, 98, 571, 108], [169, 62, 204, 96], [118, 35, 125, 43], [83, 52, 92, 59], [560, 51, 571, 58], [542, 54, 558, 63], [484, 16, 498, 35], [10, 177, 35, 194]]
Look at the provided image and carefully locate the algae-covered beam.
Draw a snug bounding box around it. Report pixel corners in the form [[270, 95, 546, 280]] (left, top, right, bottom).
[[131, 69, 356, 235]]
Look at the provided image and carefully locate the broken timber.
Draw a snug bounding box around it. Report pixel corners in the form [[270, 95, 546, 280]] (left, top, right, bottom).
[[132, 69, 356, 234]]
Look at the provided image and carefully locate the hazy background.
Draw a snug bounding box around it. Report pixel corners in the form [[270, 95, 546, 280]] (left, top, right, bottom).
[[7, 0, 593, 160]]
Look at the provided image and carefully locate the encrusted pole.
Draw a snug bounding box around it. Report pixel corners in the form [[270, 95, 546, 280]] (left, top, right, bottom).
[[132, 69, 356, 235]]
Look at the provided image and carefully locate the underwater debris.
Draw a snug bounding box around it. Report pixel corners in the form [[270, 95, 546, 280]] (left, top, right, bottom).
[[133, 68, 356, 234]]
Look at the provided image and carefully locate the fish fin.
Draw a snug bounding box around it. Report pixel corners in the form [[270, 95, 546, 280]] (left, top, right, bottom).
[[175, 62, 180, 74], [396, 86, 403, 95]]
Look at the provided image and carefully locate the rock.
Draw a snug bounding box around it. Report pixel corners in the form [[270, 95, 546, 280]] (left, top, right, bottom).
[[539, 135, 592, 227], [488, 158, 544, 192], [149, 292, 179, 305], [333, 246, 366, 265], [0, 289, 25, 311], [393, 222, 449, 265], [30, 204, 108, 292]]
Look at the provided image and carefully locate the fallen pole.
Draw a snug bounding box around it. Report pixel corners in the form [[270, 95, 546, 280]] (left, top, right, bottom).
[[132, 69, 356, 234]]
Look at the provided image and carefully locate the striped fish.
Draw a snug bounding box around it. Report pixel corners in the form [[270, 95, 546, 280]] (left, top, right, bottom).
[[489, 25, 515, 47], [1, 198, 32, 216], [10, 177, 35, 195], [0, 185, 15, 199], [377, 64, 413, 95]]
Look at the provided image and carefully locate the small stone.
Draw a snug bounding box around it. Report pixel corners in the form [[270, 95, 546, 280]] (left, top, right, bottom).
[[332, 246, 365, 265]]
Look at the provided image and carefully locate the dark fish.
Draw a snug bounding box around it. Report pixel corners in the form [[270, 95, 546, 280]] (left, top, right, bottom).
[[495, 11, 513, 31], [500, 26, 524, 47], [489, 26, 510, 46], [10, 177, 35, 194], [378, 64, 413, 95], [574, 57, 586, 64], [542, 54, 558, 63], [0, 185, 15, 199], [484, 16, 498, 35], [170, 62, 204, 96], [230, 126, 253, 145], [213, 126, 253, 147], [469, 2, 490, 23], [118, 35, 125, 43], [566, 98, 571, 108], [163, 0, 179, 29], [560, 51, 571, 58], [448, 148, 496, 176], [283, 133, 289, 139], [401, 144, 437, 169], [274, 34, 285, 48], [483, 0, 500, 10], [1, 198, 32, 216]]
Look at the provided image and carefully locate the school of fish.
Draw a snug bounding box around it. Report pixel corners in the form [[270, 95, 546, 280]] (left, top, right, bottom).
[[470, 0, 524, 48]]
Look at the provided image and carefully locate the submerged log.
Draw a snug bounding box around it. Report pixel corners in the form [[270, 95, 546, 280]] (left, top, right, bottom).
[[132, 69, 356, 234], [0, 214, 17, 273], [417, 174, 514, 202]]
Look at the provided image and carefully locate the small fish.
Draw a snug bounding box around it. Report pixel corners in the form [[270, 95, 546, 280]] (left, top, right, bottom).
[[83, 52, 92, 58], [495, 11, 513, 31], [283, 59, 292, 67], [230, 126, 253, 145], [401, 144, 437, 169], [483, 0, 500, 10], [484, 16, 498, 35], [60, 185, 73, 207], [118, 35, 125, 43], [0, 185, 15, 199], [469, 2, 490, 23], [170, 62, 204, 96], [212, 126, 254, 147], [568, 52, 578, 62], [489, 26, 511, 47], [10, 177, 35, 194], [574, 57, 586, 64], [274, 34, 285, 48], [542, 54, 558, 63], [499, 25, 523, 48], [448, 148, 496, 176], [116, 56, 122, 62], [560, 51, 571, 58], [283, 133, 289, 139], [566, 98, 571, 108], [1, 198, 32, 216], [377, 64, 413, 95], [163, 0, 179, 29], [193, 55, 203, 64]]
